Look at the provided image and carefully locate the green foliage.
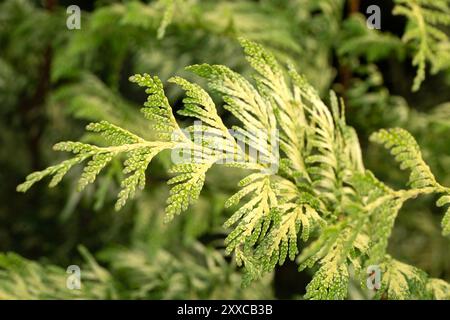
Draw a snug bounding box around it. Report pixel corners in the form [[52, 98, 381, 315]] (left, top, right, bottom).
[[393, 0, 450, 91], [156, 0, 176, 39], [0, 247, 117, 299], [0, 243, 271, 300], [2, 0, 450, 300], [18, 39, 450, 299], [16, 123, 172, 211], [375, 257, 428, 299], [370, 128, 437, 189], [338, 14, 405, 62], [437, 194, 450, 235], [372, 257, 450, 299], [101, 242, 273, 299], [370, 128, 450, 236], [426, 278, 450, 299]]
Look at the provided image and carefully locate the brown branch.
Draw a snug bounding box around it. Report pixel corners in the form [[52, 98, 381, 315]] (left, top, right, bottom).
[[18, 0, 57, 170], [348, 0, 361, 14], [338, 0, 361, 100]]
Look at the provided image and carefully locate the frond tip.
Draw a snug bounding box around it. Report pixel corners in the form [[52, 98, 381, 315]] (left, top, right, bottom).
[[17, 120, 174, 211], [370, 128, 437, 189], [393, 0, 450, 91], [375, 257, 428, 300], [436, 194, 450, 236], [304, 263, 349, 300]]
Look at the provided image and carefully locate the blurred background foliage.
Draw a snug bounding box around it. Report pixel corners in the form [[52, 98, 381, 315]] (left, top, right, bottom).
[[0, 0, 449, 299]]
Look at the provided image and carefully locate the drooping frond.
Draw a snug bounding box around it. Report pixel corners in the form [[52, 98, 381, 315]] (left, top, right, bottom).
[[224, 175, 277, 255], [221, 169, 325, 281], [436, 194, 450, 235], [296, 201, 371, 300], [239, 39, 309, 178], [297, 221, 368, 300], [370, 128, 437, 189], [370, 128, 450, 237], [165, 161, 214, 222], [164, 76, 253, 221], [375, 257, 428, 300], [17, 121, 174, 210], [426, 278, 450, 300], [258, 202, 325, 268], [289, 70, 360, 211], [183, 40, 364, 282], [348, 171, 400, 266], [393, 0, 450, 91]]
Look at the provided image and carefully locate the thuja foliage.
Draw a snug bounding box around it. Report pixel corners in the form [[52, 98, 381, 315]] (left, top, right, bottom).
[[0, 243, 271, 299], [394, 0, 450, 91], [18, 40, 450, 300], [0, 246, 117, 299]]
